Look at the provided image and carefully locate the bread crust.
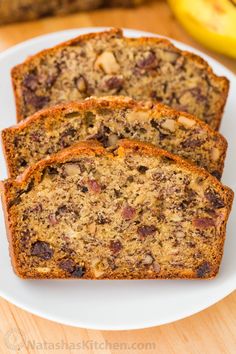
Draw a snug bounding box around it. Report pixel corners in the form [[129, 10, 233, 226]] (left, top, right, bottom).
[[11, 28, 229, 129], [1, 139, 233, 279], [1, 96, 228, 178]]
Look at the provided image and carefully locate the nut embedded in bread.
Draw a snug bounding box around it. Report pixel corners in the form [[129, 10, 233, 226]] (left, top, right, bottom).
[[1, 139, 233, 279], [11, 28, 229, 129], [1, 96, 227, 179]]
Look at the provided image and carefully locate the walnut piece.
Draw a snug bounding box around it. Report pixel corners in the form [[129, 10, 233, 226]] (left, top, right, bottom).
[[178, 115, 196, 128], [75, 76, 87, 92], [64, 163, 81, 176], [94, 51, 120, 74], [36, 267, 51, 273], [211, 147, 220, 161], [126, 111, 150, 123], [161, 119, 176, 132], [107, 134, 119, 146], [143, 254, 154, 265], [91, 258, 105, 278], [163, 50, 179, 63]]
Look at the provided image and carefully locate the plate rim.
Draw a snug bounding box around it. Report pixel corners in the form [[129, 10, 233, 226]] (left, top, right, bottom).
[[0, 279, 235, 331]]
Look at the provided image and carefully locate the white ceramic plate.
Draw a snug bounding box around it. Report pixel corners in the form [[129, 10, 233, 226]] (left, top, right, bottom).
[[0, 27, 235, 331]]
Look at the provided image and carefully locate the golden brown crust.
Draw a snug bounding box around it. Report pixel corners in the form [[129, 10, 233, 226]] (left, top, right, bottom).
[[1, 139, 233, 279], [11, 28, 229, 128], [1, 96, 228, 178], [0, 186, 22, 278], [0, 141, 104, 279], [118, 139, 233, 202]]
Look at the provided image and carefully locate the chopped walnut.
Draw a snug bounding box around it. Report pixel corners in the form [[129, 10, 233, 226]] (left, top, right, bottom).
[[91, 258, 105, 278], [161, 119, 176, 132], [178, 115, 196, 128], [142, 254, 154, 265], [64, 163, 81, 176], [211, 147, 220, 162], [94, 51, 120, 74], [75, 75, 87, 92]]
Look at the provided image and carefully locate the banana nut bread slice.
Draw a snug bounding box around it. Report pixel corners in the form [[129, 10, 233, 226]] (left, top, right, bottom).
[[2, 96, 227, 179], [1, 139, 233, 279], [12, 28, 229, 129]]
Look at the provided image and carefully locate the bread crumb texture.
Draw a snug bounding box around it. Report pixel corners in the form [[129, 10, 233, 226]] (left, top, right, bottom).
[[2, 141, 233, 279], [2, 97, 226, 179], [12, 29, 228, 129]]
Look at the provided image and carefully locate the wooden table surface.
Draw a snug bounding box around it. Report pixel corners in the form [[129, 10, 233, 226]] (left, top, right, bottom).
[[0, 1, 235, 353]]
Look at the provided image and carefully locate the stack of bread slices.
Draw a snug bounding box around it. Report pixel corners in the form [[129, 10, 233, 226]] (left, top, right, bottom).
[[1, 29, 233, 279]]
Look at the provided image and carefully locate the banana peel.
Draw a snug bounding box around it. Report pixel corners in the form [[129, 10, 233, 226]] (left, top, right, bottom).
[[168, 0, 236, 59]]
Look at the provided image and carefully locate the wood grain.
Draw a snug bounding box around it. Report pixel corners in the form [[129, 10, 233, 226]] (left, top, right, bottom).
[[0, 292, 235, 354], [0, 1, 235, 353]]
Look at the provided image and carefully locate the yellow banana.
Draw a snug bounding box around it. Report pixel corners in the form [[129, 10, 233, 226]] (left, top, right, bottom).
[[168, 0, 236, 59]]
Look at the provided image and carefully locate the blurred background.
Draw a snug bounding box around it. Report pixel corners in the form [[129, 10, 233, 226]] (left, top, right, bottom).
[[0, 0, 235, 73]]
